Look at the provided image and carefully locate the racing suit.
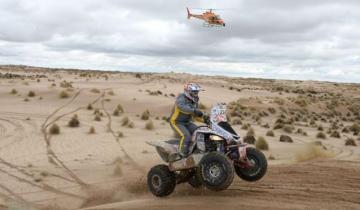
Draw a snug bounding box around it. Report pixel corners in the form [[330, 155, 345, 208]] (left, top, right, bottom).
[[169, 93, 203, 156]]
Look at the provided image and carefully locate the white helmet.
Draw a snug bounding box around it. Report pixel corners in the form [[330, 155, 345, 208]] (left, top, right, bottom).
[[184, 83, 202, 103]]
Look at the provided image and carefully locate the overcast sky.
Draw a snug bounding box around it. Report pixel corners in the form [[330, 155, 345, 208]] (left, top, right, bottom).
[[0, 0, 360, 82]]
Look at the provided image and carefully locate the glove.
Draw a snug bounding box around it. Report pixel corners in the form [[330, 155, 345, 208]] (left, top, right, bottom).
[[203, 114, 210, 124], [194, 109, 203, 117]]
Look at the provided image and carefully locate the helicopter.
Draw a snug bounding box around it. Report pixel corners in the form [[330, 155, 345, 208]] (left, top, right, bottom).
[[187, 7, 225, 27]]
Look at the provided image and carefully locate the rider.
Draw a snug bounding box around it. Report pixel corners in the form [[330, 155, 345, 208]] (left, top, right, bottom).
[[169, 83, 207, 157]]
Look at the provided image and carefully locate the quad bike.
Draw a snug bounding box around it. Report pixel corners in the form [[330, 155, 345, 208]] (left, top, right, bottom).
[[147, 103, 267, 197]]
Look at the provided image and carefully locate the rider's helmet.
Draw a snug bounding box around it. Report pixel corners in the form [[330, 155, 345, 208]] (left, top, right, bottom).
[[184, 83, 202, 103]]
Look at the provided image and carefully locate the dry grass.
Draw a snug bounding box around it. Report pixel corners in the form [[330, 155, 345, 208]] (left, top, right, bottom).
[[295, 143, 334, 162], [49, 123, 60, 135], [145, 120, 155, 130], [255, 136, 269, 150], [68, 114, 80, 127]]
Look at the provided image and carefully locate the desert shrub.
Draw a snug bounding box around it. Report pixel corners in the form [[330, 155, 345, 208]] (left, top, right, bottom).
[[128, 122, 135, 128], [89, 126, 96, 134], [266, 130, 275, 137], [113, 108, 120, 116], [94, 114, 101, 121], [262, 123, 270, 128], [121, 117, 129, 126], [232, 117, 242, 125], [268, 155, 275, 160], [145, 120, 155, 130], [330, 130, 341, 138], [60, 81, 73, 88], [49, 124, 60, 135], [59, 90, 70, 98], [87, 104, 93, 110], [118, 132, 124, 138], [283, 125, 294, 133], [28, 91, 36, 97], [349, 123, 360, 133], [316, 132, 326, 139], [90, 88, 100, 93], [241, 124, 249, 130], [246, 128, 255, 136], [243, 136, 256, 144], [295, 99, 307, 107], [141, 110, 150, 120], [113, 164, 123, 176], [318, 125, 324, 131], [255, 136, 269, 150], [279, 135, 293, 143], [135, 73, 142, 78], [273, 123, 284, 130], [68, 115, 80, 127], [10, 89, 17, 94], [24, 98, 29, 102], [108, 90, 115, 96], [268, 107, 276, 114], [345, 138, 357, 146], [342, 127, 349, 133], [117, 104, 124, 113]]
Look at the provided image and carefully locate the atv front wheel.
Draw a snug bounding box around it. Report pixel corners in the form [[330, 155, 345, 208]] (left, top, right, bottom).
[[198, 152, 234, 191], [147, 164, 176, 197], [234, 147, 267, 182]]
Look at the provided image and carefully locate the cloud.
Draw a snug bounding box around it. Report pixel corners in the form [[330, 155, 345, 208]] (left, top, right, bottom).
[[0, 0, 360, 83]]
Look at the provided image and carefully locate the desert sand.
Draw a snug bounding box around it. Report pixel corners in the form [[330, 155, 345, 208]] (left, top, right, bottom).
[[0, 65, 359, 210]]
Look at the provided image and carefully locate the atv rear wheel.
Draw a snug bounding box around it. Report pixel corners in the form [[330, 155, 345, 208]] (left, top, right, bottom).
[[198, 152, 234, 191], [147, 164, 176, 197], [234, 147, 267, 182]]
